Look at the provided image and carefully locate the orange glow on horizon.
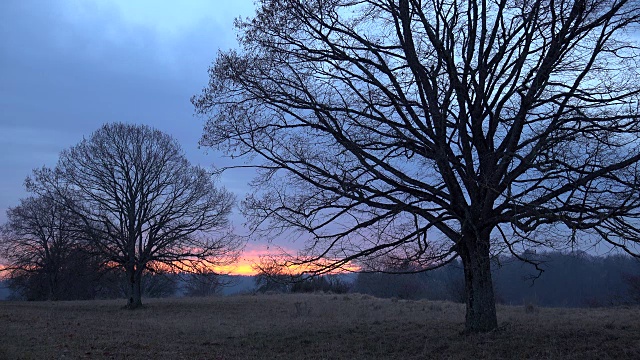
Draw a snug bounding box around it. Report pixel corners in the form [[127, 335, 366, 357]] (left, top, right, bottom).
[[211, 246, 360, 276], [0, 264, 8, 281], [0, 249, 358, 278], [215, 261, 258, 276]]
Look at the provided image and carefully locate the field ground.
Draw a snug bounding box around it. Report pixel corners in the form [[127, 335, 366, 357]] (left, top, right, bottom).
[[0, 294, 639, 359]]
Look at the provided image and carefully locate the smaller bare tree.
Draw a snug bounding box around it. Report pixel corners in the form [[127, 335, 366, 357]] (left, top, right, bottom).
[[0, 194, 87, 300], [253, 257, 293, 293], [183, 268, 224, 297], [28, 123, 243, 308]]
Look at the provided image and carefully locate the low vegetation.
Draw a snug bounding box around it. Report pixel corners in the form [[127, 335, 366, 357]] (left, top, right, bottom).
[[1, 293, 639, 359]]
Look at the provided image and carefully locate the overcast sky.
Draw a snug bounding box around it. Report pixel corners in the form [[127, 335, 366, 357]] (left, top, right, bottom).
[[0, 0, 281, 269]]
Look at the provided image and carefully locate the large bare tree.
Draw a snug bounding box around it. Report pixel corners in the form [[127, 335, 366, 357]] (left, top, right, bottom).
[[193, 0, 640, 332], [29, 123, 242, 308]]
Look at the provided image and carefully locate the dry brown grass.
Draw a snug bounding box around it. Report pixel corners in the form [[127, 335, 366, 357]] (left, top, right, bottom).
[[0, 293, 639, 359]]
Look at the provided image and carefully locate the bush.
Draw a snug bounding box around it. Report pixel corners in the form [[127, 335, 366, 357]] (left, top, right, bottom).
[[291, 275, 351, 294]]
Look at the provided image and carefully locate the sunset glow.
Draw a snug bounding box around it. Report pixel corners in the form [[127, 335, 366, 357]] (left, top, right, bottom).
[[0, 250, 358, 278], [211, 245, 360, 276], [212, 245, 287, 276], [215, 261, 259, 276]]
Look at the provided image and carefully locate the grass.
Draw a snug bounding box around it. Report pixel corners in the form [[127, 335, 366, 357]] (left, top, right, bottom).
[[0, 293, 639, 359]]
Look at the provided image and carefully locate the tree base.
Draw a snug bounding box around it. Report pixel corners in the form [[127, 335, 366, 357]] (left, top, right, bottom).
[[124, 298, 143, 310]]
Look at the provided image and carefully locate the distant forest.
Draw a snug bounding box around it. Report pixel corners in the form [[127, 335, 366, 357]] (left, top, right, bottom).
[[352, 251, 640, 308], [2, 251, 639, 308]]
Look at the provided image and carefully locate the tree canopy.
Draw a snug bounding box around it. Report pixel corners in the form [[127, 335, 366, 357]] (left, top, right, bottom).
[[195, 0, 640, 332], [0, 194, 101, 300], [28, 123, 242, 308]]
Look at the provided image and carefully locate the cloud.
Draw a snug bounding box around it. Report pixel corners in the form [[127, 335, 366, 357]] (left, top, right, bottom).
[[0, 0, 254, 223]]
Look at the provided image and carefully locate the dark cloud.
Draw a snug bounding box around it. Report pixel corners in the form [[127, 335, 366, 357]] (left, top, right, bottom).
[[0, 1, 253, 222]]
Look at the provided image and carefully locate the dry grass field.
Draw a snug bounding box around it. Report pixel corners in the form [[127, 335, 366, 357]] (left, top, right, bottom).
[[0, 293, 639, 360]]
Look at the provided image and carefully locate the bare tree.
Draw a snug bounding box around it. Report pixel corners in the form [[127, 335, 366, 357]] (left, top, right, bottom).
[[253, 257, 294, 293], [193, 0, 640, 332], [97, 266, 179, 300], [183, 269, 224, 297], [0, 194, 84, 300], [28, 123, 243, 308]]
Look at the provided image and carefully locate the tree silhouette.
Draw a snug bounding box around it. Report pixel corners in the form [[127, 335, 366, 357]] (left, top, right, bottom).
[[28, 123, 243, 308], [194, 0, 640, 332], [0, 194, 94, 300]]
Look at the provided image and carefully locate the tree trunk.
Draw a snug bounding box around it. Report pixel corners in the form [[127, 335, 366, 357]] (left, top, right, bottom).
[[47, 273, 56, 301], [458, 229, 498, 333], [126, 268, 143, 309]]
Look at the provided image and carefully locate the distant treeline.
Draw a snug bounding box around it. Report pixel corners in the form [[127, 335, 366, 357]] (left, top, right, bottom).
[[248, 251, 640, 307], [3, 262, 179, 301], [0, 248, 241, 301], [3, 251, 639, 308], [352, 251, 640, 307]]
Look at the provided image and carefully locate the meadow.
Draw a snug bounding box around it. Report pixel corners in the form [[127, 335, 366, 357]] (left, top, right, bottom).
[[0, 293, 638, 359]]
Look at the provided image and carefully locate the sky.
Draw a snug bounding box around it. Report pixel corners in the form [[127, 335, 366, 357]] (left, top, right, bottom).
[[0, 0, 275, 274], [0, 1, 628, 278]]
